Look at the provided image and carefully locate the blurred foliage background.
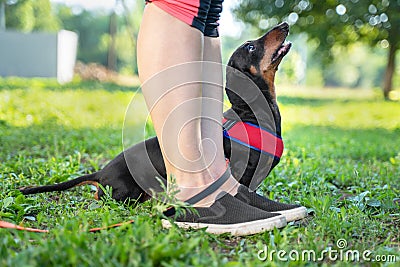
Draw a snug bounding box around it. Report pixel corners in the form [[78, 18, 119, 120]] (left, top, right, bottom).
[[0, 0, 399, 99]]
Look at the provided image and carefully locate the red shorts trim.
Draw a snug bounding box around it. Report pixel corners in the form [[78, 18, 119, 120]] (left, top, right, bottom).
[[152, 0, 200, 27]]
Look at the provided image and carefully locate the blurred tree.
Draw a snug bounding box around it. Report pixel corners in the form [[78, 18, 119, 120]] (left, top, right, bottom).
[[235, 0, 400, 99], [107, 0, 144, 74], [57, 6, 110, 66], [2, 0, 59, 32], [118, 0, 144, 74], [55, 0, 143, 75], [0, 1, 5, 30], [108, 10, 118, 71], [32, 0, 60, 31]]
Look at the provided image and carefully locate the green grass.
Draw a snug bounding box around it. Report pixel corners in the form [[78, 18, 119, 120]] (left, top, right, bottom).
[[1, 78, 399, 266]]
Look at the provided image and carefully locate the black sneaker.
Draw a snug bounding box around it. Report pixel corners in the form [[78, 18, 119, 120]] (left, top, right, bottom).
[[162, 192, 286, 236], [234, 185, 307, 222]]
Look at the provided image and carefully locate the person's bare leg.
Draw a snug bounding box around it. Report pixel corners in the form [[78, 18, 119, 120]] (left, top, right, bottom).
[[201, 37, 224, 172], [201, 36, 239, 193], [137, 4, 237, 207]]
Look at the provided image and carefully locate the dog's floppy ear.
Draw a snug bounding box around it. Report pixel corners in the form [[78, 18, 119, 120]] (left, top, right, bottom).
[[225, 67, 262, 104]]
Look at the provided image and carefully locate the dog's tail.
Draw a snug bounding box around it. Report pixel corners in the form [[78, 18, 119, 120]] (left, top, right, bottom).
[[19, 173, 99, 195]]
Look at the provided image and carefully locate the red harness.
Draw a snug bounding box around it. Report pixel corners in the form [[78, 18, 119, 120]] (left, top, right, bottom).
[[222, 118, 284, 159]]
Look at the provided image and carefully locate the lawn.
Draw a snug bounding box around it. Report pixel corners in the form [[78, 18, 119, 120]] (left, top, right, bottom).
[[0, 78, 399, 266]]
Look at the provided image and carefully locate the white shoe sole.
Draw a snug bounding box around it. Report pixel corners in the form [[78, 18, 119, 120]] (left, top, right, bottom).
[[277, 206, 308, 222], [162, 214, 286, 236]]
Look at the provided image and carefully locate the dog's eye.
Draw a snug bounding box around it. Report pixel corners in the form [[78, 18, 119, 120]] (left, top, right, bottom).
[[247, 44, 256, 52]]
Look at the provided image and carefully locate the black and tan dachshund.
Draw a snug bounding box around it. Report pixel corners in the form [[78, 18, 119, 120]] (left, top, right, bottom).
[[20, 23, 292, 203]]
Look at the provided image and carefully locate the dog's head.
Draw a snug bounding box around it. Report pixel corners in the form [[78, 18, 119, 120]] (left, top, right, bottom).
[[226, 22, 291, 102]]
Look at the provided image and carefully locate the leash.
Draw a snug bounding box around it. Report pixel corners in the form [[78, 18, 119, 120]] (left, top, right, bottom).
[[0, 219, 135, 233], [0, 220, 49, 233], [0, 207, 176, 233]]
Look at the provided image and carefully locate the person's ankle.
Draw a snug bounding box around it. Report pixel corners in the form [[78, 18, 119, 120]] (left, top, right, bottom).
[[171, 174, 240, 207]]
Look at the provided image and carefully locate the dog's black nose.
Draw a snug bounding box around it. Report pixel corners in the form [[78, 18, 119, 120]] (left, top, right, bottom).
[[276, 22, 289, 31]]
